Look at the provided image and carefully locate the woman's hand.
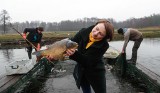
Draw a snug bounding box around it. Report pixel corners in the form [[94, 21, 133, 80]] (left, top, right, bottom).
[[121, 49, 125, 53], [65, 49, 76, 56]]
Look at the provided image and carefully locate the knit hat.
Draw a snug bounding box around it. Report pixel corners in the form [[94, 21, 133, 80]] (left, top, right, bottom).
[[37, 27, 44, 31]]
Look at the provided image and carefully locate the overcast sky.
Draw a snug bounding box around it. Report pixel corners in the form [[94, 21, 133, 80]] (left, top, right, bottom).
[[0, 0, 160, 22]]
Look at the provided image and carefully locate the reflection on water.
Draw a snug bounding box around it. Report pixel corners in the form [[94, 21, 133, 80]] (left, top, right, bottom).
[[1, 49, 14, 62], [0, 48, 29, 63], [0, 48, 29, 75], [109, 38, 160, 76], [109, 38, 160, 59], [143, 38, 160, 46]]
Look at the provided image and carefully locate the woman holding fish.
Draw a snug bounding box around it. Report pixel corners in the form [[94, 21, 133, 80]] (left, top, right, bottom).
[[48, 19, 114, 93]]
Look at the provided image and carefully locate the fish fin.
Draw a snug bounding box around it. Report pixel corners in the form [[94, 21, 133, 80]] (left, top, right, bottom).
[[32, 50, 43, 57]]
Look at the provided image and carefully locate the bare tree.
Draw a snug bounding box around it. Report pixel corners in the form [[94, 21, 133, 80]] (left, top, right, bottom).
[[0, 9, 11, 34]]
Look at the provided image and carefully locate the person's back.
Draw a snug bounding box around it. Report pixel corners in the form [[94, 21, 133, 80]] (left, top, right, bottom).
[[127, 28, 142, 41], [24, 28, 43, 43], [117, 28, 143, 65]]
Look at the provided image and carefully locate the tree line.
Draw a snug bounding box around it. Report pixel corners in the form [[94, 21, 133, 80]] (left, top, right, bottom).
[[0, 10, 160, 34]]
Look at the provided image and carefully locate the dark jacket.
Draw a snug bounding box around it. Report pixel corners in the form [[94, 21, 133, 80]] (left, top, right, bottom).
[[24, 28, 42, 43], [69, 25, 109, 89]]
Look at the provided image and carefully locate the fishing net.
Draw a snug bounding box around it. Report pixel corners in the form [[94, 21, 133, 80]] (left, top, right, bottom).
[[1, 58, 54, 93]]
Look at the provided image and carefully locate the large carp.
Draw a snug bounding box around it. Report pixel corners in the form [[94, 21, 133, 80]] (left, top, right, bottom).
[[32, 38, 78, 61]]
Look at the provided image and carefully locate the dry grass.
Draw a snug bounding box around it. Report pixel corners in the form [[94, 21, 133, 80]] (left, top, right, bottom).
[[0, 28, 160, 42]]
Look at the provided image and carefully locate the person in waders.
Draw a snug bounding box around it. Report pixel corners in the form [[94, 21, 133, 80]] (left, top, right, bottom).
[[22, 27, 44, 61], [117, 28, 143, 65]]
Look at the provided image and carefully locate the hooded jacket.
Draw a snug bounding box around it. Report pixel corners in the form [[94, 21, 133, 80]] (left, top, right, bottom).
[[123, 28, 142, 51], [24, 28, 42, 43]]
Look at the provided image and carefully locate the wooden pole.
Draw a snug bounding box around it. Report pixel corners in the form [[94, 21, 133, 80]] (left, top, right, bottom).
[[10, 23, 37, 49]]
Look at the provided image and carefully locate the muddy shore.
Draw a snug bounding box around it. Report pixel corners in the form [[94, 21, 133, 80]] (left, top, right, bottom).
[[0, 37, 66, 49]]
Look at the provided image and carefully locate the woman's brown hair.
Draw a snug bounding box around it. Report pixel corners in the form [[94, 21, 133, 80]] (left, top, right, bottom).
[[96, 19, 114, 41]]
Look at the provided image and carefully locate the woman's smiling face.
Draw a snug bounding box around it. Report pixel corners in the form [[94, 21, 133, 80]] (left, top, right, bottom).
[[91, 23, 106, 40]]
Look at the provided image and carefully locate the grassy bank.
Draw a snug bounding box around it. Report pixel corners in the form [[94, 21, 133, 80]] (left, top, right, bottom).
[[0, 31, 76, 42], [113, 30, 160, 40], [0, 29, 160, 42]]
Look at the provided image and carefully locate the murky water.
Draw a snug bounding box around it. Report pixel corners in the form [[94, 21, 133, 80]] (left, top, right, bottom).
[[0, 48, 36, 76], [109, 38, 160, 77]]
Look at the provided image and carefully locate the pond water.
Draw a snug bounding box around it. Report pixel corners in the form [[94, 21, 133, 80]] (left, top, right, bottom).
[[0, 48, 36, 76], [109, 38, 160, 77]]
